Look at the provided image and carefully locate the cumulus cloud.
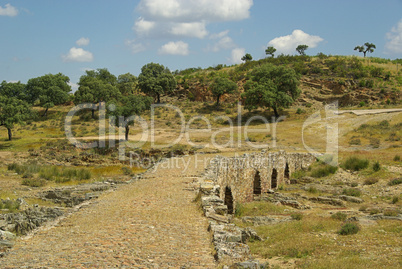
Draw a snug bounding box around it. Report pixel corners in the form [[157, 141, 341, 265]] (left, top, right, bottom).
[[158, 41, 189, 55], [62, 47, 94, 62], [385, 19, 402, 54], [268, 30, 324, 55], [207, 30, 236, 52], [0, 3, 18, 17], [137, 0, 253, 22], [125, 39, 147, 54], [170, 22, 208, 38], [133, 17, 156, 36], [228, 47, 245, 64], [133, 0, 253, 38], [76, 37, 90, 46]]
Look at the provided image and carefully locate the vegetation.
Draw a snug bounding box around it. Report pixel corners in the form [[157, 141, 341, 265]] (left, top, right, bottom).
[[242, 63, 301, 117], [354, 42, 376, 57], [310, 163, 338, 178], [296, 44, 308, 55], [0, 95, 32, 140], [388, 178, 402, 186], [338, 223, 360, 235], [265, 46, 276, 57], [341, 156, 369, 171], [241, 53, 253, 62], [138, 62, 176, 103], [209, 77, 237, 107], [342, 188, 362, 197], [331, 212, 347, 221]]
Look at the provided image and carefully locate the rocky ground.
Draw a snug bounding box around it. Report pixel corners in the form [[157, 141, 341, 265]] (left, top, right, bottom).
[[0, 155, 217, 268]]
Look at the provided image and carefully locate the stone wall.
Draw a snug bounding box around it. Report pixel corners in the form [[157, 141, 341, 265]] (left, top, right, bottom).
[[203, 150, 316, 213]]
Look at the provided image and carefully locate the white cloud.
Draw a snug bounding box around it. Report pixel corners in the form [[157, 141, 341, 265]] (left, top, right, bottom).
[[133, 0, 253, 39], [137, 0, 253, 22], [207, 30, 236, 52], [170, 22, 208, 38], [133, 17, 156, 36], [158, 41, 189, 55], [385, 19, 402, 55], [268, 29, 324, 55], [62, 47, 94, 62], [0, 3, 18, 17], [125, 40, 147, 54], [76, 37, 90, 46], [228, 47, 245, 64]]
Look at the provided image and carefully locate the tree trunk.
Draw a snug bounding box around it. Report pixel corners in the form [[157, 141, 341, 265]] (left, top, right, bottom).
[[7, 127, 12, 141], [125, 125, 129, 141], [363, 52, 366, 57], [42, 107, 49, 117], [273, 107, 279, 118], [216, 95, 221, 108], [91, 108, 95, 119], [157, 93, 161, 104]]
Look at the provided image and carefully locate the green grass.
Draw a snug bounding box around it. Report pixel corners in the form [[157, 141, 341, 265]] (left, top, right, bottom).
[[234, 201, 288, 217], [331, 212, 347, 221]]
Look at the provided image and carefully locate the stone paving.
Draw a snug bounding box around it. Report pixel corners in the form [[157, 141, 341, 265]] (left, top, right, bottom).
[[1, 155, 216, 268]]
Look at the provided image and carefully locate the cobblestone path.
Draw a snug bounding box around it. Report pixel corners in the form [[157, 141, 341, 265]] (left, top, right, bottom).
[[2, 155, 216, 268]]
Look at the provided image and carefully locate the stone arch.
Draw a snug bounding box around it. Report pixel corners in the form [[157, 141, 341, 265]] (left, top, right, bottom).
[[253, 171, 262, 195], [271, 168, 278, 189], [224, 186, 234, 214], [284, 163, 290, 179]]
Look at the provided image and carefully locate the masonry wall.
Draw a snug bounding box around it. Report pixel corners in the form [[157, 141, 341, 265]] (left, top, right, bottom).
[[205, 150, 316, 210]]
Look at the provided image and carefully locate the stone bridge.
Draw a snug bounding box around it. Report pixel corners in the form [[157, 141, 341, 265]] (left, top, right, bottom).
[[204, 150, 316, 214]]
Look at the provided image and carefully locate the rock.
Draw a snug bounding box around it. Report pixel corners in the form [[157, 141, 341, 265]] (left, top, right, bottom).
[[309, 196, 344, 206], [206, 213, 229, 224], [338, 195, 363, 203], [0, 230, 16, 241], [85, 192, 99, 200], [300, 176, 315, 183], [230, 260, 262, 269], [0, 240, 14, 248], [201, 195, 225, 208], [241, 228, 262, 242], [214, 205, 228, 215]]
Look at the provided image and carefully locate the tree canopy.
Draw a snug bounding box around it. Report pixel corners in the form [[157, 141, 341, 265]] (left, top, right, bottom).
[[138, 63, 176, 103], [0, 95, 32, 140], [241, 53, 253, 62], [242, 64, 301, 117], [265, 46, 276, 57], [107, 95, 153, 140], [209, 77, 237, 107], [117, 73, 138, 95], [296, 45, 309, 56], [74, 68, 121, 118], [25, 73, 71, 116], [354, 42, 376, 57], [0, 81, 26, 100]]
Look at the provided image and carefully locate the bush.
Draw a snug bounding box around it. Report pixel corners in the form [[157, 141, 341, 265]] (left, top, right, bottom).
[[349, 138, 361, 145], [384, 210, 399, 217], [341, 156, 369, 171], [364, 178, 379, 185], [369, 138, 380, 148], [0, 200, 20, 212], [372, 161, 381, 172], [391, 196, 399, 204], [22, 178, 47, 187], [331, 212, 347, 221], [310, 164, 338, 178], [121, 167, 133, 176], [342, 188, 362, 197], [291, 213, 303, 220], [369, 208, 381, 215], [388, 178, 402, 186], [338, 223, 360, 235], [359, 101, 365, 107], [394, 155, 401, 161], [296, 108, 304, 114], [307, 186, 318, 194]]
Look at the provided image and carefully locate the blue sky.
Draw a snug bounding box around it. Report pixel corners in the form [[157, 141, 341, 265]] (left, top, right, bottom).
[[1, 0, 402, 90]]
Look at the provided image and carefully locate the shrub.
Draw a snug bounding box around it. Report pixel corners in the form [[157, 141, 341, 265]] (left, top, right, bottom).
[[388, 178, 402, 186], [359, 205, 368, 211], [121, 167, 133, 176], [291, 213, 303, 220], [372, 161, 381, 172], [331, 212, 347, 221], [349, 138, 361, 145], [369, 208, 381, 215], [307, 186, 318, 194], [338, 223, 360, 235], [342, 188, 362, 197], [0, 200, 20, 212], [364, 178, 379, 185], [393, 155, 400, 161], [22, 178, 47, 187], [369, 138, 380, 148], [310, 165, 338, 178], [341, 156, 369, 171], [296, 108, 304, 114], [391, 196, 399, 204], [359, 101, 365, 107], [351, 182, 358, 187], [384, 210, 399, 217]]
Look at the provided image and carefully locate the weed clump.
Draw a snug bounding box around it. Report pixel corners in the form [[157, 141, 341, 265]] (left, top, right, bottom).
[[291, 212, 303, 220], [388, 178, 402, 186], [331, 212, 347, 221], [364, 178, 379, 185], [341, 156, 369, 171], [338, 223, 360, 235], [342, 188, 362, 197]]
